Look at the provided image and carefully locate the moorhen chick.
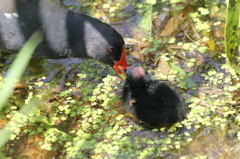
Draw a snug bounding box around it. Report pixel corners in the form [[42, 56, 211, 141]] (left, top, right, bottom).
[[0, 0, 128, 77], [123, 65, 185, 125]]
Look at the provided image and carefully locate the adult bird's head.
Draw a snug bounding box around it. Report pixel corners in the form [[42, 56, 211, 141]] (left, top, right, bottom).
[[76, 17, 128, 79], [113, 47, 128, 80]]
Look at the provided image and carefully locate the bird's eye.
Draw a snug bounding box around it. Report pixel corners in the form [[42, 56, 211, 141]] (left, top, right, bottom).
[[108, 46, 116, 53]]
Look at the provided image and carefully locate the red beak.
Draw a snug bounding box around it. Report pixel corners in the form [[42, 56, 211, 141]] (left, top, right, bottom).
[[113, 47, 128, 79]]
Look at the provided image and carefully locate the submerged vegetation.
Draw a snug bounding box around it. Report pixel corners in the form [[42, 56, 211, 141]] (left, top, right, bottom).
[[0, 0, 239, 158]]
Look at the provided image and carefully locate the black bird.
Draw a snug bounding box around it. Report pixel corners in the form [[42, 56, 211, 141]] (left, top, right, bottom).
[[0, 0, 128, 78], [123, 66, 185, 125]]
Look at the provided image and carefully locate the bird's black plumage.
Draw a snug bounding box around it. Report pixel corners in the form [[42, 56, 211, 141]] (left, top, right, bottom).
[[123, 66, 185, 125], [0, 0, 124, 66]]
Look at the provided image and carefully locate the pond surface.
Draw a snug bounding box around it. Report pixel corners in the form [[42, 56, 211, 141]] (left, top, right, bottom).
[[0, 0, 239, 158]]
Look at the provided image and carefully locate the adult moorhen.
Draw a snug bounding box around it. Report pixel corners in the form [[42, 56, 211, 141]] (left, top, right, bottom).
[[0, 0, 128, 78], [123, 65, 185, 125]]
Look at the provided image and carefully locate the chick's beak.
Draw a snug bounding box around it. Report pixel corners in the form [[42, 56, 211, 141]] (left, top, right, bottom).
[[113, 47, 128, 80]]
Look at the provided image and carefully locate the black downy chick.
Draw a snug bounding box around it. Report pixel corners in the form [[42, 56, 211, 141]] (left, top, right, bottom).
[[123, 66, 185, 125]]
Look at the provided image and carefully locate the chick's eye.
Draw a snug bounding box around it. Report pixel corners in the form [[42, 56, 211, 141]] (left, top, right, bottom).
[[108, 46, 116, 53]]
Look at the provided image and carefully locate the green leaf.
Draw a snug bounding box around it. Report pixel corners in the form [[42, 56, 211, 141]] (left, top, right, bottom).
[[0, 32, 43, 110], [225, 0, 240, 67], [137, 0, 155, 36]]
